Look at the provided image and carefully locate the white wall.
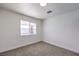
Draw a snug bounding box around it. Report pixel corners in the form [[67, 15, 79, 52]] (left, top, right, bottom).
[[0, 8, 43, 53], [43, 10, 79, 53]]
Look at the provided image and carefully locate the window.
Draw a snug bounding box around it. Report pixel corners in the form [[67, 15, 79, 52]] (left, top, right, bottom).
[[20, 20, 36, 36]]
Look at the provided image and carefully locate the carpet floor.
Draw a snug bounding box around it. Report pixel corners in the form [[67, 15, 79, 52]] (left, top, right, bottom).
[[0, 41, 79, 56]]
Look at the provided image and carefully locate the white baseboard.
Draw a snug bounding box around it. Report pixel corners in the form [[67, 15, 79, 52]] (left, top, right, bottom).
[[43, 40, 79, 54], [0, 40, 41, 53], [1, 40, 79, 54]]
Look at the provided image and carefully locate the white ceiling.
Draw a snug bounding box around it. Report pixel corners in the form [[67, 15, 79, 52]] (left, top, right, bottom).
[[0, 3, 79, 19]]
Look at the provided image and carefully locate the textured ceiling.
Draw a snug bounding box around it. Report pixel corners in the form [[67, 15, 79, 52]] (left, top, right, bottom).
[[0, 3, 79, 20]]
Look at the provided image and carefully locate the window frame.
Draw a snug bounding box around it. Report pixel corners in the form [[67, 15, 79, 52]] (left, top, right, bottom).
[[20, 20, 37, 36]]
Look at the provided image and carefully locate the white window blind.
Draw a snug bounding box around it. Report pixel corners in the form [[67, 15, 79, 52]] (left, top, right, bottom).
[[20, 20, 36, 36]]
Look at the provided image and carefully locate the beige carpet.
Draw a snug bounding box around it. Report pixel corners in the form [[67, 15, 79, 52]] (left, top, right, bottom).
[[0, 41, 79, 56]]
